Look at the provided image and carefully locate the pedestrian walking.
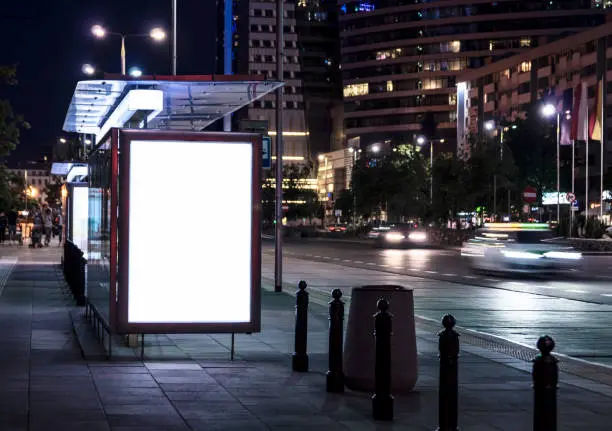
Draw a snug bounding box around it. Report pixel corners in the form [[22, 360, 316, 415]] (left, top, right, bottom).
[[7, 208, 18, 245], [42, 205, 53, 247], [55, 210, 63, 246], [30, 210, 44, 248], [0, 212, 7, 244]]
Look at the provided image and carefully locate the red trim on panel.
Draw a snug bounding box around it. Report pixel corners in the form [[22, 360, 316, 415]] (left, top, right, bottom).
[[109, 128, 120, 333]]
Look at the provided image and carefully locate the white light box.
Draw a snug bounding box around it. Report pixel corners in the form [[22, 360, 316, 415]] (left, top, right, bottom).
[[126, 139, 254, 324], [72, 186, 89, 252]]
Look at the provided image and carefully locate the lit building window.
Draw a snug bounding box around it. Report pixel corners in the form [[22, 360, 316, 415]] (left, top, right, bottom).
[[375, 48, 402, 61], [422, 78, 444, 90], [343, 83, 369, 97], [489, 41, 494, 51], [449, 93, 457, 105], [355, 2, 375, 12], [502, 69, 511, 79], [386, 80, 394, 92], [520, 38, 532, 47], [440, 40, 461, 53], [519, 61, 531, 73]]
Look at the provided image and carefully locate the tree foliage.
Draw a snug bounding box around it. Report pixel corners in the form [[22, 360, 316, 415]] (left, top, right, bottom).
[[0, 65, 29, 211], [262, 162, 320, 223]]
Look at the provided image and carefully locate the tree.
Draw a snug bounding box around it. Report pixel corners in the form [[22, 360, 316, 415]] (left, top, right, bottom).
[[44, 178, 64, 206], [503, 104, 556, 202], [0, 65, 30, 210]]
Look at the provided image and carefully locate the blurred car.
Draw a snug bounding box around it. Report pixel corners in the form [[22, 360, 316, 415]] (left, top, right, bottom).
[[366, 225, 392, 239], [375, 223, 429, 248], [328, 224, 347, 233], [461, 222, 582, 274]]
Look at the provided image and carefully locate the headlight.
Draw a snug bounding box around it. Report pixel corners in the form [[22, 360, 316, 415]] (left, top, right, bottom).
[[408, 231, 427, 242], [384, 232, 405, 242], [501, 250, 542, 260], [543, 251, 582, 260]]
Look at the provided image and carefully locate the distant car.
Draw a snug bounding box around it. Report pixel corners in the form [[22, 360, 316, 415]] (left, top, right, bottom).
[[328, 224, 347, 233], [375, 223, 430, 248], [461, 223, 582, 274], [366, 225, 392, 239]]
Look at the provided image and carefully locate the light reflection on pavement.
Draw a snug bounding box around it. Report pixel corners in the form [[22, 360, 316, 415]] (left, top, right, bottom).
[[262, 243, 612, 366]]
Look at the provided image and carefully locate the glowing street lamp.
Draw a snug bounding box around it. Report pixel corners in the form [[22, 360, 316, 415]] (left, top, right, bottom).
[[82, 63, 96, 76], [371, 144, 380, 153], [59, 137, 67, 144], [90, 24, 166, 75], [485, 120, 495, 131], [129, 67, 143, 78]]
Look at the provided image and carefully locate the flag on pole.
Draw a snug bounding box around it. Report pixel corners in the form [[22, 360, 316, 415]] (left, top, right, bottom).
[[589, 79, 603, 141], [570, 82, 588, 141], [559, 87, 573, 146]]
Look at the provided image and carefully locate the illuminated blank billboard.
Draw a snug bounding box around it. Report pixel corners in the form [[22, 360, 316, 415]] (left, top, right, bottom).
[[71, 186, 89, 252], [115, 130, 261, 334]]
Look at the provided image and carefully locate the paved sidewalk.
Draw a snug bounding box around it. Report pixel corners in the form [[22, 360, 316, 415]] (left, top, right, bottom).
[[1, 246, 612, 430]]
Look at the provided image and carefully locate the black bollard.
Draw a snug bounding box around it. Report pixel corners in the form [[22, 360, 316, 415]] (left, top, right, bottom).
[[326, 288, 345, 393], [437, 314, 459, 431], [532, 335, 558, 431], [292, 280, 309, 372], [372, 298, 393, 421]]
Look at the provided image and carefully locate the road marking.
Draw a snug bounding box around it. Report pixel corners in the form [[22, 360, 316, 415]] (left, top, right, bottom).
[[322, 256, 331, 259], [463, 275, 478, 279], [485, 278, 500, 282], [394, 266, 403, 270], [332, 257, 340, 261], [355, 261, 364, 264], [314, 255, 321, 258], [567, 289, 587, 294], [425, 270, 437, 274], [443, 273, 456, 277], [409, 268, 419, 272], [536, 285, 556, 289], [379, 264, 390, 267], [508, 281, 527, 286], [367, 262, 376, 266], [601, 294, 612, 297], [342, 259, 351, 262]]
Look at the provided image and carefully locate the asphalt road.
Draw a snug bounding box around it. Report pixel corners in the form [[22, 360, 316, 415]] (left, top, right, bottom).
[[262, 239, 612, 366], [263, 238, 612, 303]]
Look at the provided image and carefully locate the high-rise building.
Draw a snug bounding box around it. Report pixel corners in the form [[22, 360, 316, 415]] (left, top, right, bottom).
[[215, 0, 342, 163], [339, 0, 610, 153]]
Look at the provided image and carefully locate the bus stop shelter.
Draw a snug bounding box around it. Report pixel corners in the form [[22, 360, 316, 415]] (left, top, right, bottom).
[[61, 74, 283, 357]]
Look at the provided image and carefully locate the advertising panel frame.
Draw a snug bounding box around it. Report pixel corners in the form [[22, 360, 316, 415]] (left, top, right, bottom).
[[115, 128, 262, 334]]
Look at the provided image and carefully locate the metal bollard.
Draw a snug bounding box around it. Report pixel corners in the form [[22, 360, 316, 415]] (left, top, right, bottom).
[[372, 298, 393, 421], [326, 288, 345, 393], [437, 314, 459, 431], [292, 280, 309, 372], [532, 335, 558, 431]]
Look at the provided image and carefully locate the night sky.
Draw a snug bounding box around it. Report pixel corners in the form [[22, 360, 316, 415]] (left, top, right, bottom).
[[0, 0, 217, 163]]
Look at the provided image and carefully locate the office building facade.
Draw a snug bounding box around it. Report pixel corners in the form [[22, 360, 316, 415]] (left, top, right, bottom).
[[215, 0, 342, 163], [339, 0, 610, 153], [456, 24, 612, 210]]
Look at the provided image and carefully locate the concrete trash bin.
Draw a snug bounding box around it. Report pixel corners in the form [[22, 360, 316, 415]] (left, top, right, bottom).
[[343, 285, 417, 393]]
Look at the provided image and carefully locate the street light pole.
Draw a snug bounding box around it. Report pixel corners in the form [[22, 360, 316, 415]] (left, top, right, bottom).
[[172, 0, 177, 75], [274, 0, 284, 293], [120, 35, 126, 75], [429, 141, 433, 203], [556, 112, 560, 224], [351, 149, 357, 232]]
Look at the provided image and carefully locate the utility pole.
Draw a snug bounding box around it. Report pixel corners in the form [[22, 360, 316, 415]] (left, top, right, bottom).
[[274, 0, 284, 293], [172, 0, 177, 75]]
